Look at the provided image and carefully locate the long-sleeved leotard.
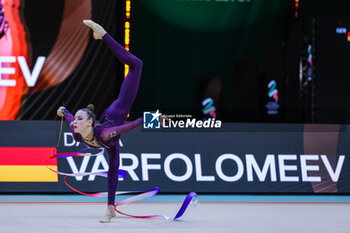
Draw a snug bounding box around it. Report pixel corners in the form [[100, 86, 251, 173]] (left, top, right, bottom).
[[63, 33, 143, 206]]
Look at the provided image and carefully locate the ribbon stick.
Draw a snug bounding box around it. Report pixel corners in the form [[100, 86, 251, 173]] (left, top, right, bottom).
[[56, 116, 64, 147]]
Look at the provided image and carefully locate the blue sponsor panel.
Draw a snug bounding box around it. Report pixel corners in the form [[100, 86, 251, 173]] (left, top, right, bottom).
[[0, 121, 349, 193]]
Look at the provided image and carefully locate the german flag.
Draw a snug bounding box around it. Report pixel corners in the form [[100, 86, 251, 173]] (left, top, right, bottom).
[[0, 147, 58, 182]]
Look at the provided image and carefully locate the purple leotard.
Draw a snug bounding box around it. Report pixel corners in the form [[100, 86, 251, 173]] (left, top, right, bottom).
[[63, 33, 143, 205]]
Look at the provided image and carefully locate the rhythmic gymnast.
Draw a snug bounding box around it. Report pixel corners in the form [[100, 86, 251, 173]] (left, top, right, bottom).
[[57, 20, 166, 223]]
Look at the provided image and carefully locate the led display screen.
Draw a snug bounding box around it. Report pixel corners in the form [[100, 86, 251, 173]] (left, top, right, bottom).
[[0, 0, 123, 120]]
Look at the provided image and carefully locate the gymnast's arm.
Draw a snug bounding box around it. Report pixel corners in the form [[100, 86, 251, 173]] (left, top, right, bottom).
[[99, 115, 171, 141], [99, 117, 143, 141], [57, 106, 81, 142]]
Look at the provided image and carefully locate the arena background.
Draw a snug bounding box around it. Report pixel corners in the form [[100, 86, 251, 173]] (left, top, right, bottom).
[[1, 0, 350, 193], [18, 0, 125, 120], [0, 0, 124, 120], [2, 1, 350, 232], [1, 0, 350, 123]]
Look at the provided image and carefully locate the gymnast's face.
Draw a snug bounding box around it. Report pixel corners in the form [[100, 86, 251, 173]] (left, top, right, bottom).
[[73, 110, 93, 133]]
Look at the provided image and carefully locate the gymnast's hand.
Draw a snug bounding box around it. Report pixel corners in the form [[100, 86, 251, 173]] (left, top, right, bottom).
[[160, 115, 171, 127], [57, 106, 66, 117]]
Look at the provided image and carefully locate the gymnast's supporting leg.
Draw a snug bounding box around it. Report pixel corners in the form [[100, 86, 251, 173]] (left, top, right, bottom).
[[100, 146, 120, 223]]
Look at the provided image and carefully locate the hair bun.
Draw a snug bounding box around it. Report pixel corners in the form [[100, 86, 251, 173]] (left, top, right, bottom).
[[87, 104, 95, 112]]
